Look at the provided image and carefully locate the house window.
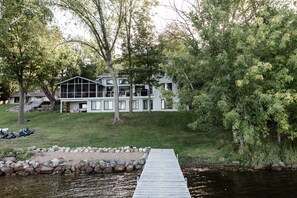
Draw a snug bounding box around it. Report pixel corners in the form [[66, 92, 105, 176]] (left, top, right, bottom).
[[161, 99, 173, 109], [91, 101, 101, 110], [143, 100, 153, 110], [119, 79, 129, 85], [14, 97, 20, 103], [106, 79, 113, 85], [119, 86, 129, 97], [104, 101, 113, 110], [132, 100, 139, 110], [167, 83, 172, 90], [119, 101, 126, 110], [79, 103, 87, 109], [106, 86, 114, 97]]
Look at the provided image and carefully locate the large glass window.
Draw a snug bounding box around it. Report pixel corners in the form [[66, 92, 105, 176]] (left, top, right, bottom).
[[106, 79, 113, 85], [91, 101, 101, 110], [119, 79, 129, 85], [143, 100, 153, 110], [119, 101, 126, 110], [119, 86, 129, 96], [104, 101, 113, 110], [132, 100, 139, 110]]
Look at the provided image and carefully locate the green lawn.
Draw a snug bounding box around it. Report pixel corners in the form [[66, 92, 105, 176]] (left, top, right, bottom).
[[0, 104, 229, 164]]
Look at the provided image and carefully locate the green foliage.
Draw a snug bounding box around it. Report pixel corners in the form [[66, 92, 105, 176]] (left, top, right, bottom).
[[0, 147, 33, 161], [164, 0, 297, 149]]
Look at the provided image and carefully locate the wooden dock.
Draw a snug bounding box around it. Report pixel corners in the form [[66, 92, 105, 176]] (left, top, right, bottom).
[[133, 149, 191, 198]]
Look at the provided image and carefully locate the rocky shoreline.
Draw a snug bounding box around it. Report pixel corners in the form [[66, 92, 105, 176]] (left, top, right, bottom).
[[0, 145, 149, 176]]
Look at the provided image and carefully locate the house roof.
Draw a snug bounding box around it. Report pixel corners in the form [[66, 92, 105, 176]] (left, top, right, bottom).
[[10, 91, 47, 97], [56, 76, 101, 85]]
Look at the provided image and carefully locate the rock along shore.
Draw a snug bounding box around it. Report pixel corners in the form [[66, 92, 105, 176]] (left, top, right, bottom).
[[0, 145, 150, 176]]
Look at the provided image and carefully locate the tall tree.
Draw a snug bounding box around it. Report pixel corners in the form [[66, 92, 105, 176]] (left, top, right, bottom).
[[55, 0, 124, 124], [0, 0, 53, 124], [165, 0, 297, 146], [120, 0, 158, 113], [133, 17, 164, 113]]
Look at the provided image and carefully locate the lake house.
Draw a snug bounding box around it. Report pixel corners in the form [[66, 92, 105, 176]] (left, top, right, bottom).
[[57, 75, 178, 113]]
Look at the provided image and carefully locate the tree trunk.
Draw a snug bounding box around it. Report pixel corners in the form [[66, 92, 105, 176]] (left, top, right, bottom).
[[40, 83, 57, 111], [277, 133, 281, 143], [0, 0, 2, 19], [18, 82, 24, 125], [148, 83, 151, 113], [129, 75, 133, 113], [108, 66, 121, 124]]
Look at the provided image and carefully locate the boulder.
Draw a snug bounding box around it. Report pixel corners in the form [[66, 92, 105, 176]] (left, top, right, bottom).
[[271, 164, 282, 171], [51, 158, 60, 167], [103, 166, 113, 173], [85, 166, 94, 174], [40, 166, 54, 174], [279, 161, 286, 168], [114, 164, 125, 172], [1, 167, 14, 175], [126, 165, 134, 172], [138, 159, 146, 165], [94, 166, 102, 173], [53, 166, 64, 175]]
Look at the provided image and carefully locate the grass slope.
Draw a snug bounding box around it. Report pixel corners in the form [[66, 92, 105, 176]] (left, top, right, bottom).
[[0, 104, 229, 163]]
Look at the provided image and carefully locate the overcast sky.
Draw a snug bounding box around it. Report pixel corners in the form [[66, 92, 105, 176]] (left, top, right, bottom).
[[53, 0, 191, 39]]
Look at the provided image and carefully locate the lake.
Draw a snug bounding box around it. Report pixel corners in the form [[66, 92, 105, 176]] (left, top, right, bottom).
[[1, 170, 297, 197]]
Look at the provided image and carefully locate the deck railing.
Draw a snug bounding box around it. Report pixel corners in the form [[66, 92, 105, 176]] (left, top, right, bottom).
[[60, 90, 153, 98]]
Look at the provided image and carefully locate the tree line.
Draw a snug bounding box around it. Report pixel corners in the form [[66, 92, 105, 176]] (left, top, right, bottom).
[[0, 0, 296, 152]]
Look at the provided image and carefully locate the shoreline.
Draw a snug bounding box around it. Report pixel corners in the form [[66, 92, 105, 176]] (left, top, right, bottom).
[[0, 146, 149, 176], [1, 145, 296, 177]]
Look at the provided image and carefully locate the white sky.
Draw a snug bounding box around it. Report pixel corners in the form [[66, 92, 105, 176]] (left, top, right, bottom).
[[52, 0, 192, 39]]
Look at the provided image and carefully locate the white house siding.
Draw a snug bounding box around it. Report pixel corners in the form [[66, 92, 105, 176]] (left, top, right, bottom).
[[58, 76, 179, 113]]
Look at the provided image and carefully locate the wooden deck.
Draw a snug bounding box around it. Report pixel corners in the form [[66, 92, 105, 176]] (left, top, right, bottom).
[[133, 149, 191, 198]]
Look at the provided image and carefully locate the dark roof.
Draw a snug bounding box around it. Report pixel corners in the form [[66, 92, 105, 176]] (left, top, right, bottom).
[[11, 91, 46, 97]]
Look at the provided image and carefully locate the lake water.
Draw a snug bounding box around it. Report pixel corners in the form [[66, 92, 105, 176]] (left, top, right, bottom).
[[1, 170, 297, 197]]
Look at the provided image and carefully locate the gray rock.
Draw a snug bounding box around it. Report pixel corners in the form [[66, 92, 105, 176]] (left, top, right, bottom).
[[126, 165, 134, 172], [94, 165, 102, 173], [33, 162, 40, 169], [52, 145, 59, 151], [40, 166, 54, 174], [1, 167, 14, 175], [43, 161, 51, 166], [51, 158, 60, 167], [138, 159, 145, 165], [279, 161, 286, 168], [114, 164, 125, 172], [85, 166, 93, 174], [14, 166, 24, 172], [103, 166, 113, 173], [271, 164, 282, 171], [136, 165, 143, 170], [132, 160, 138, 166], [53, 166, 64, 175], [24, 167, 35, 174]]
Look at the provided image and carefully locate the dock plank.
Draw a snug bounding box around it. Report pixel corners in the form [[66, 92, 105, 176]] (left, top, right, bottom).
[[133, 149, 191, 198]]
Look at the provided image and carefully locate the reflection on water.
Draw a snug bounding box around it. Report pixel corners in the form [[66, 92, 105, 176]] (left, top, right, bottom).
[[184, 169, 297, 198], [2, 170, 297, 197], [0, 173, 138, 198]]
